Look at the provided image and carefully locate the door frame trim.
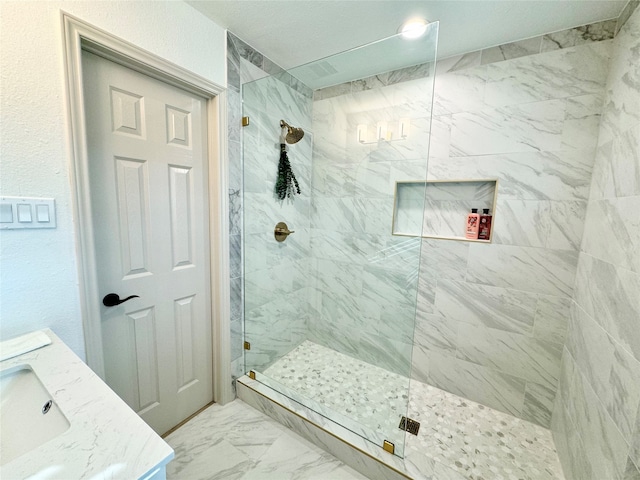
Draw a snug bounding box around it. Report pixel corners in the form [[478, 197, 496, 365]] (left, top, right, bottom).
[[61, 12, 233, 405]]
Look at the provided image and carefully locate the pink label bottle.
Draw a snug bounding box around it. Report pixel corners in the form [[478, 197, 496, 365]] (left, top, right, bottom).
[[465, 208, 480, 239]]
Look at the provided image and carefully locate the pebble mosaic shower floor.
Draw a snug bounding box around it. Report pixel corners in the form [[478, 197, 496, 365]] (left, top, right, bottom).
[[264, 340, 565, 480]]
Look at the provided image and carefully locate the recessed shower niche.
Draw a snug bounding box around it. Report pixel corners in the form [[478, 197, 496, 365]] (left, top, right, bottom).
[[392, 179, 498, 241]]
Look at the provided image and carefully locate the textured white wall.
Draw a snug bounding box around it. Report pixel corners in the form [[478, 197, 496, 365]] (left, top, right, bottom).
[[0, 1, 226, 358]]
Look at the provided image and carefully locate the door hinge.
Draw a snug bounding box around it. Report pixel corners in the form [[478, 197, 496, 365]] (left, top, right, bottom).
[[399, 416, 421, 436], [242, 116, 250, 127], [244, 341, 251, 350], [248, 370, 256, 380], [383, 440, 395, 454]]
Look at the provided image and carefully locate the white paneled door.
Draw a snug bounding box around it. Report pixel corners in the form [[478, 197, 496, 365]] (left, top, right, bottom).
[[82, 51, 213, 435]]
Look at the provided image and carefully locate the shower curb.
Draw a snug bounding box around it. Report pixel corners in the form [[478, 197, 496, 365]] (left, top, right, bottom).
[[236, 375, 427, 480]]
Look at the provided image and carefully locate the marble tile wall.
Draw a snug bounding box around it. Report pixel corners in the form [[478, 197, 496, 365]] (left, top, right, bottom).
[[227, 34, 245, 388], [275, 14, 622, 428], [309, 26, 613, 427], [411, 28, 618, 428], [315, 19, 617, 101], [552, 4, 640, 480], [308, 71, 436, 377], [227, 33, 314, 383]]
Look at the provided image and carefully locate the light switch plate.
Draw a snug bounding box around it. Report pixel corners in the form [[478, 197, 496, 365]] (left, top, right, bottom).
[[0, 203, 13, 223], [0, 197, 56, 229], [17, 204, 33, 222], [36, 204, 51, 223]]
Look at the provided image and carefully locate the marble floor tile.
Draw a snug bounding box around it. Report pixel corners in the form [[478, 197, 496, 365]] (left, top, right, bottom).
[[165, 400, 368, 480], [168, 343, 565, 479], [407, 381, 563, 480], [264, 340, 565, 480], [264, 340, 410, 449], [242, 431, 369, 480]]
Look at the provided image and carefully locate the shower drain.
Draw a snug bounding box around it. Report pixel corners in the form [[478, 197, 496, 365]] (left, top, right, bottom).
[[399, 416, 421, 435]]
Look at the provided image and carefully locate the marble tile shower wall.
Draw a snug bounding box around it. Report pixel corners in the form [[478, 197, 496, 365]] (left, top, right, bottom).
[[229, 12, 636, 449], [228, 34, 316, 375], [227, 34, 244, 386], [312, 25, 616, 427], [415, 34, 618, 430], [552, 4, 640, 480], [308, 72, 435, 377], [242, 82, 313, 372]]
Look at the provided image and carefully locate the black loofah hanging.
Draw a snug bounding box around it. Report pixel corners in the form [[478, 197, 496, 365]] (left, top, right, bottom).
[[275, 143, 301, 200]]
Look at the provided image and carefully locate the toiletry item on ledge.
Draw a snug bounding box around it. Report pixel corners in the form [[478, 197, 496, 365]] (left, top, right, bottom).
[[465, 208, 480, 239], [478, 208, 493, 240]]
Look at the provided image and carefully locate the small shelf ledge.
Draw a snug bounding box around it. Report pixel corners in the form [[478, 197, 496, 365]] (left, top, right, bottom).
[[392, 179, 498, 242]]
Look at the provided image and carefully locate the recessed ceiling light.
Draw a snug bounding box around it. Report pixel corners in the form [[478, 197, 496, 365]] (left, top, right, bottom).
[[399, 18, 429, 39]]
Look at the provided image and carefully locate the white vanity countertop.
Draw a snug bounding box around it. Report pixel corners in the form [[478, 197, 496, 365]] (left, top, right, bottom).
[[0, 329, 174, 479]]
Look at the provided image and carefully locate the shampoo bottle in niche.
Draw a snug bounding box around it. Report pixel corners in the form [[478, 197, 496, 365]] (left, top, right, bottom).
[[478, 208, 493, 240], [465, 208, 480, 239]]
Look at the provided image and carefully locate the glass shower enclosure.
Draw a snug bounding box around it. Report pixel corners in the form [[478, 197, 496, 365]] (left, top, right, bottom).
[[242, 24, 438, 457]]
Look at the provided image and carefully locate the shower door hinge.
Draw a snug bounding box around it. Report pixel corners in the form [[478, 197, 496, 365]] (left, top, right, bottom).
[[248, 370, 256, 380], [399, 416, 421, 436], [383, 440, 395, 455], [244, 341, 251, 350], [242, 116, 250, 127]]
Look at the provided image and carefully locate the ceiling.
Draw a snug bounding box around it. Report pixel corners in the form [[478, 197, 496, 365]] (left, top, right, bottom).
[[188, 0, 627, 71]]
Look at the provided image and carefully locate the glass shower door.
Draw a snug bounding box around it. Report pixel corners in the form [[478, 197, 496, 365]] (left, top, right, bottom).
[[242, 23, 439, 458]]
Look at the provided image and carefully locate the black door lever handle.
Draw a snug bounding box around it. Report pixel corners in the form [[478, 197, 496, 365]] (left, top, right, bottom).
[[103, 293, 140, 307]]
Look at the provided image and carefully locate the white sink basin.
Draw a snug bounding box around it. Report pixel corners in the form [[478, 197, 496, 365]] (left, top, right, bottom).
[[0, 365, 70, 465]]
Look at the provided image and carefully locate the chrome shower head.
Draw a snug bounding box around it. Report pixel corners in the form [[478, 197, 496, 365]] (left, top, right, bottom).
[[280, 120, 305, 144]]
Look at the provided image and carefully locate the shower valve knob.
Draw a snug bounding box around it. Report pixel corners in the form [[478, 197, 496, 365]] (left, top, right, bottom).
[[274, 222, 294, 242]]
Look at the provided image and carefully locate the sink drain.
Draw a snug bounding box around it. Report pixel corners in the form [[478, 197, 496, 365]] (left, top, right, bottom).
[[42, 400, 53, 415]]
